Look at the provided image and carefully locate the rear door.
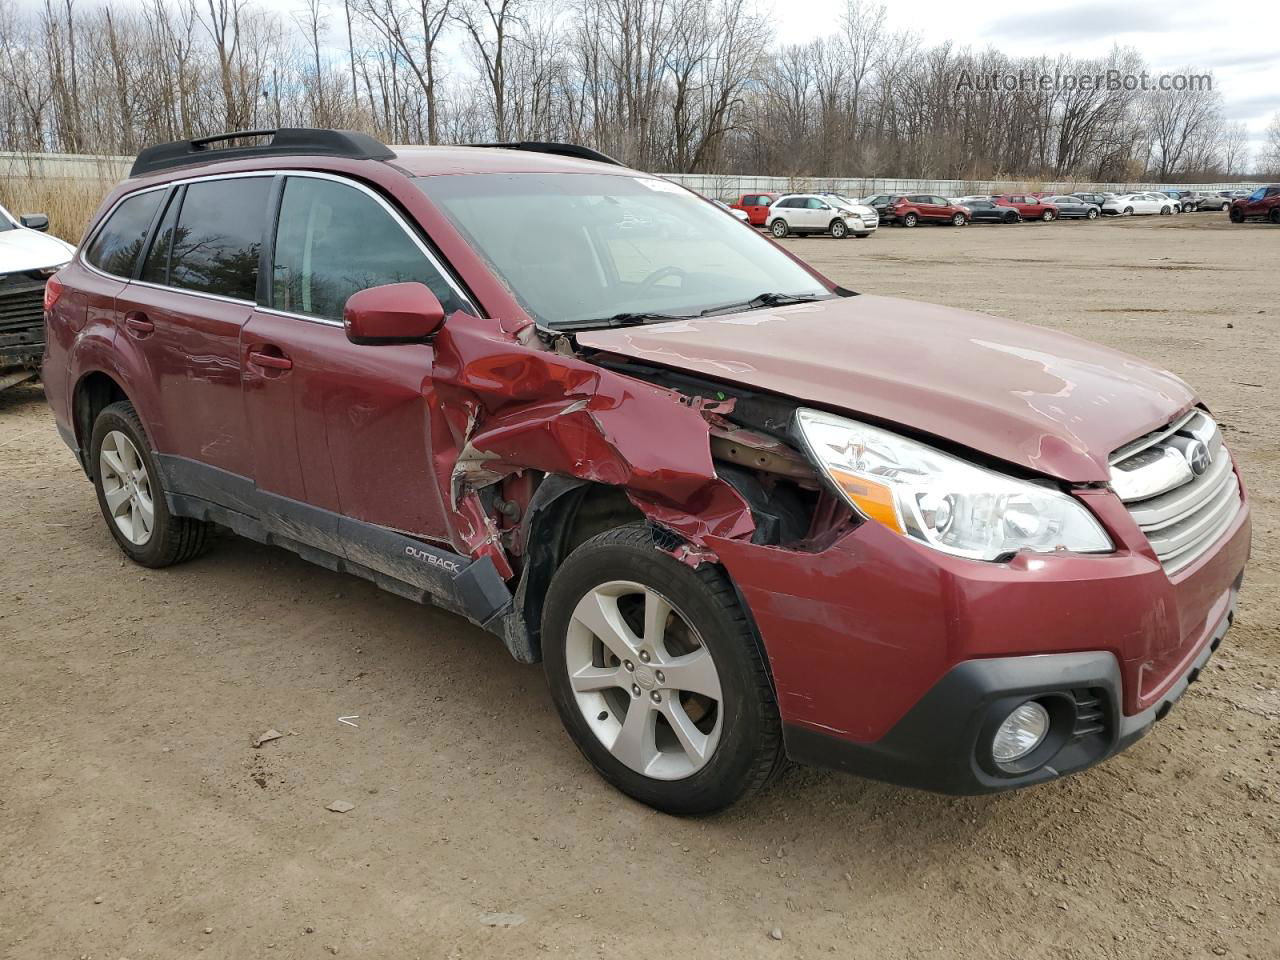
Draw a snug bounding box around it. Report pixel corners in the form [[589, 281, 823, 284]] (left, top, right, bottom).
[[112, 175, 272, 484], [252, 172, 479, 547]]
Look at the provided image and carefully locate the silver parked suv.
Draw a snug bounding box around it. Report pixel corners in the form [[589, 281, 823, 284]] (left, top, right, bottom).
[[766, 194, 878, 239]]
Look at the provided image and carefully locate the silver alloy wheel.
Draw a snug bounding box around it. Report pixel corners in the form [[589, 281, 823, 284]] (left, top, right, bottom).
[[99, 430, 155, 546], [565, 580, 723, 780]]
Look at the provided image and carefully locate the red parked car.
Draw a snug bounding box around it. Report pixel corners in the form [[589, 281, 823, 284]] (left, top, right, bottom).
[[991, 194, 1059, 221], [44, 129, 1250, 813], [1228, 185, 1280, 223], [888, 194, 971, 227], [728, 192, 776, 226]]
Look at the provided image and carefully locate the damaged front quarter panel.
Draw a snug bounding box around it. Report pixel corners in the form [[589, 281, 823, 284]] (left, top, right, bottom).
[[427, 313, 757, 577]]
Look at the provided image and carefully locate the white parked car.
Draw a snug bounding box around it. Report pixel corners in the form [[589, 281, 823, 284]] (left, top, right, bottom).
[[711, 199, 751, 223], [1102, 193, 1177, 216], [1, 202, 75, 389], [766, 194, 879, 239]]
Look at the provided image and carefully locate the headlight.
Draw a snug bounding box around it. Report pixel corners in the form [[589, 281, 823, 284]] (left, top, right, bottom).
[[793, 409, 1113, 561]]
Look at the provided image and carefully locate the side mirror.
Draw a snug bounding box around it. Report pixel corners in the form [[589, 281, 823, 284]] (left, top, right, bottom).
[[21, 214, 49, 232], [344, 282, 446, 345]]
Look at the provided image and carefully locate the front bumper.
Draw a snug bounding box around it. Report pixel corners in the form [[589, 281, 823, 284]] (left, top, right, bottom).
[[708, 480, 1250, 795], [783, 584, 1239, 794]]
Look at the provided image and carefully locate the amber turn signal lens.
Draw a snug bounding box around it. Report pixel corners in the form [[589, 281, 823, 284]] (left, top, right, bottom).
[[828, 467, 904, 534]]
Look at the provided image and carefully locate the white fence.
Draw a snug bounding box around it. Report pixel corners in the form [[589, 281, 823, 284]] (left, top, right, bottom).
[[659, 172, 1262, 199], [1, 151, 130, 180], [1, 150, 1261, 197]]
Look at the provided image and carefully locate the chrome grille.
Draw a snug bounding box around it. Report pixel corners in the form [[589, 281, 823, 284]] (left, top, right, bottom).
[[1110, 410, 1240, 575]]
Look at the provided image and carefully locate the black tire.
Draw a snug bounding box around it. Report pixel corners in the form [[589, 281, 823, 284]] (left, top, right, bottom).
[[830, 218, 848, 239], [542, 523, 784, 815], [1086, 208, 1098, 220], [1041, 209, 1055, 222], [1160, 205, 1171, 216], [1270, 208, 1280, 224], [770, 219, 789, 238], [89, 400, 210, 568], [951, 213, 966, 226], [902, 212, 919, 227], [1230, 207, 1244, 223], [1124, 206, 1134, 216], [1003, 212, 1019, 223]]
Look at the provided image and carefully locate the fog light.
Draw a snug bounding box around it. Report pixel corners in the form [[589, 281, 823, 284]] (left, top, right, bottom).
[[992, 701, 1050, 763]]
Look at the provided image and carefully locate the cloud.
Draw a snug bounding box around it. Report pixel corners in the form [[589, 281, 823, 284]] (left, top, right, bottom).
[[1223, 92, 1280, 122], [982, 2, 1204, 42]]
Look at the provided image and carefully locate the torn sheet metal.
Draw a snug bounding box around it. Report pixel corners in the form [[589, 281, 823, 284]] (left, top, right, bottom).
[[428, 314, 755, 570]]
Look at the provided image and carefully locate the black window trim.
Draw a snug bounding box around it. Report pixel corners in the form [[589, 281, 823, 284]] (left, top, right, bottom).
[[81, 169, 480, 326]]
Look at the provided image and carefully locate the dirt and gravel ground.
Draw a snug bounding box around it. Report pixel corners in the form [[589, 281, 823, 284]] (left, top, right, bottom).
[[2, 213, 1277, 960]]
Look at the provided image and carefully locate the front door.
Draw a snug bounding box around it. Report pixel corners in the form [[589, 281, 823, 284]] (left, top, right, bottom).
[[259, 172, 481, 548]]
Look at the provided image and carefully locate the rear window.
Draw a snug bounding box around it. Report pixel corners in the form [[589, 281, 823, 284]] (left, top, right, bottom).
[[168, 177, 272, 300], [85, 190, 165, 278]]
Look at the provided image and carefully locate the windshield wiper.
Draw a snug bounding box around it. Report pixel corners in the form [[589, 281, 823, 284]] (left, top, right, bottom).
[[553, 311, 692, 331], [700, 292, 825, 316]]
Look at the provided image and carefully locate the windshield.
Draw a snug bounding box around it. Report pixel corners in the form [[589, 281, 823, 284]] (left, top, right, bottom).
[[415, 173, 831, 327]]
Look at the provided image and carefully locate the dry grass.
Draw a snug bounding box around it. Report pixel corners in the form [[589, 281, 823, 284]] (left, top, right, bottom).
[[0, 176, 114, 245]]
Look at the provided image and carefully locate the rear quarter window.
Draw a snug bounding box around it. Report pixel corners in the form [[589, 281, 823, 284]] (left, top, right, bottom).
[[84, 190, 165, 278]]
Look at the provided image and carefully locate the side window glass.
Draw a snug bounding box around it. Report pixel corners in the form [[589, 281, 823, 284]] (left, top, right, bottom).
[[169, 177, 271, 300], [139, 190, 181, 285], [271, 176, 468, 322], [84, 190, 164, 278]]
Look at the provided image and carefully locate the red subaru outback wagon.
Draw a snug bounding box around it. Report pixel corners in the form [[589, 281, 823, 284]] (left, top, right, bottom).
[[44, 129, 1250, 814]]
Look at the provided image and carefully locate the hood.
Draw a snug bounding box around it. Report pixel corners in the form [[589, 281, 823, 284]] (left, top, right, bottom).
[[576, 295, 1196, 483], [836, 203, 877, 217], [0, 228, 75, 275]]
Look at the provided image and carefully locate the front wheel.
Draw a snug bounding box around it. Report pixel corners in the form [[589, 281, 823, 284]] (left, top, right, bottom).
[[1269, 208, 1280, 224], [1160, 206, 1172, 215], [90, 401, 209, 567], [1229, 207, 1244, 223], [1124, 206, 1134, 216], [1041, 209, 1055, 221], [1086, 208, 1098, 220], [830, 219, 848, 239], [951, 213, 967, 226], [542, 524, 783, 815], [770, 219, 789, 238], [1003, 212, 1019, 223]]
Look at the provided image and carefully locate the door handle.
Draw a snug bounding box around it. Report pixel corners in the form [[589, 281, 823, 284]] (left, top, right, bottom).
[[248, 349, 292, 371], [124, 311, 154, 335]]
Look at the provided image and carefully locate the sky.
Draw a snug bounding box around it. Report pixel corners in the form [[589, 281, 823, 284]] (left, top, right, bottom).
[[772, 0, 1279, 151]]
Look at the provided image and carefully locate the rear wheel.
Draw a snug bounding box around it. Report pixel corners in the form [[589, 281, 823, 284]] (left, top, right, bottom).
[[770, 219, 789, 238], [902, 212, 919, 227], [90, 401, 209, 568], [542, 524, 783, 814], [830, 219, 848, 239]]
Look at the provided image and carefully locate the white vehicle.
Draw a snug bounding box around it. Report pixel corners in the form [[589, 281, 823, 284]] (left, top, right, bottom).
[[1, 203, 75, 389], [711, 199, 751, 223], [766, 194, 878, 239], [1102, 193, 1176, 217]]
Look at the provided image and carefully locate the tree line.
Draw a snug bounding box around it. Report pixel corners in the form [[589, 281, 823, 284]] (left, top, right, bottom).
[[2, 0, 1277, 181]]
